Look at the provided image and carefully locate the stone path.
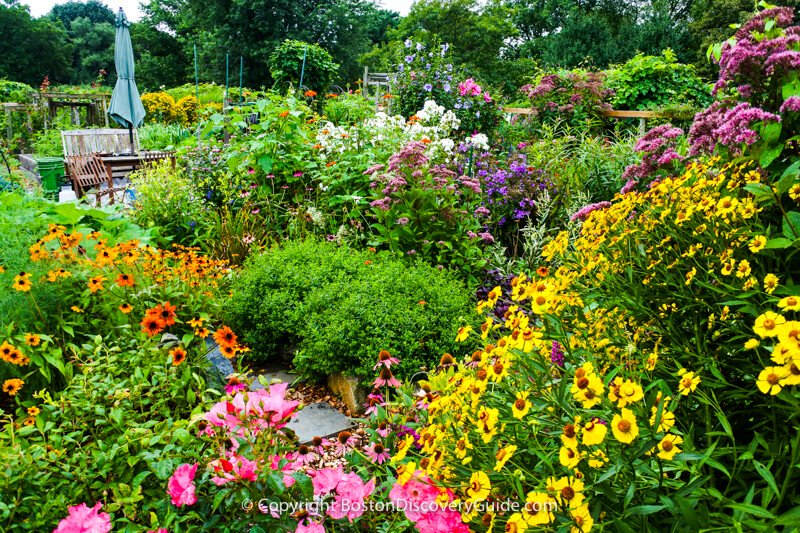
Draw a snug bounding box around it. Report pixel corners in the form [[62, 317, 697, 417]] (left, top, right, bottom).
[[204, 340, 354, 444]]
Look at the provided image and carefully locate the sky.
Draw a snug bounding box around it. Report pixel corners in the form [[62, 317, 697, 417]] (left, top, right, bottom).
[[22, 0, 416, 20]]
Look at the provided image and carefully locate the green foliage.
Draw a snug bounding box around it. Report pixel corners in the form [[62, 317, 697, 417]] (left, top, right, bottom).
[[227, 239, 474, 383], [127, 161, 204, 245], [269, 40, 340, 93], [322, 91, 376, 126], [607, 50, 713, 111], [138, 123, 192, 151], [0, 79, 34, 103]]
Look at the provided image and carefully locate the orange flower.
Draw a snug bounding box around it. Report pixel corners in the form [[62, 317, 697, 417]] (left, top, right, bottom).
[[2, 378, 24, 396], [116, 273, 135, 287], [88, 276, 105, 293], [220, 344, 237, 358], [141, 315, 165, 337], [326, 161, 336, 167], [195, 327, 210, 338], [13, 272, 32, 292], [25, 333, 40, 347], [170, 346, 187, 366], [304, 90, 317, 97], [279, 111, 290, 118], [214, 325, 238, 348], [119, 303, 133, 314], [153, 301, 177, 326], [382, 93, 394, 99]]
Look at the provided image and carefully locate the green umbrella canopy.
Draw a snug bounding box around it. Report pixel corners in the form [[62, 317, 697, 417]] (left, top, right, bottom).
[[108, 8, 146, 130]]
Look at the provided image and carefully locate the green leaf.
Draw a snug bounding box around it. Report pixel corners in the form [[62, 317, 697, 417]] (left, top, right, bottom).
[[626, 504, 666, 516], [744, 183, 774, 204], [782, 211, 800, 241], [726, 503, 776, 519], [110, 408, 124, 426], [782, 80, 800, 100], [752, 461, 780, 497], [150, 459, 174, 480], [760, 143, 783, 168], [762, 122, 782, 145], [765, 237, 794, 249], [266, 473, 285, 495]]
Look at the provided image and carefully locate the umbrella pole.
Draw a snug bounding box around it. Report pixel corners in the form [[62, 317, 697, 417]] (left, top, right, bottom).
[[129, 125, 134, 154]]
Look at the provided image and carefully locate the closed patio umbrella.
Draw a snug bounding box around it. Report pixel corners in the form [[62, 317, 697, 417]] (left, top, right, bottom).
[[108, 8, 145, 154]]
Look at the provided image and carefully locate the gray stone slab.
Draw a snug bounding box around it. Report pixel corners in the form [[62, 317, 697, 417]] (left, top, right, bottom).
[[250, 369, 298, 390], [286, 401, 354, 444]]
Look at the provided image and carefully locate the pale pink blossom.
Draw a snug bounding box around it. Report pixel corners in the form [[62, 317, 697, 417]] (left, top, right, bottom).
[[53, 502, 112, 533]]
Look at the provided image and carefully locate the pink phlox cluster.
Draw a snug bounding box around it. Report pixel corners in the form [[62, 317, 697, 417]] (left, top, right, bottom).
[[458, 78, 482, 97]]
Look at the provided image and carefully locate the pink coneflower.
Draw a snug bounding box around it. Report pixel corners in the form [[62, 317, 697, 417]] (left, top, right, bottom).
[[365, 442, 391, 464], [373, 367, 401, 388], [375, 420, 391, 438], [373, 349, 399, 370], [310, 435, 330, 454], [292, 444, 317, 466], [335, 430, 357, 455], [364, 391, 384, 416]]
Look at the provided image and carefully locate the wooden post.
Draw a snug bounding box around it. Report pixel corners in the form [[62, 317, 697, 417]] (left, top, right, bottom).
[[639, 118, 646, 136], [5, 106, 11, 144], [363, 66, 369, 99]]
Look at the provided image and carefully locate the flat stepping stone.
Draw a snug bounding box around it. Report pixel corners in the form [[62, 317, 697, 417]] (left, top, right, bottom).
[[286, 402, 354, 444], [250, 369, 298, 390]]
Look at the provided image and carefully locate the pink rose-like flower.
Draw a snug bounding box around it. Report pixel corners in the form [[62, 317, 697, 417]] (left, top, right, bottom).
[[389, 473, 441, 522], [53, 502, 112, 533], [147, 530, 169, 533], [210, 453, 258, 486], [327, 473, 376, 522], [311, 466, 345, 496], [167, 463, 198, 507], [416, 508, 470, 533]]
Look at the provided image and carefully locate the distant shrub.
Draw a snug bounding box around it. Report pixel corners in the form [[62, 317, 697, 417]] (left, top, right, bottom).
[[322, 91, 376, 126], [269, 40, 339, 94], [141, 92, 177, 123], [175, 95, 198, 125]]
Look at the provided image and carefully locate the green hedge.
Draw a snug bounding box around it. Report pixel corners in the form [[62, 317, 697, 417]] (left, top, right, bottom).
[[227, 239, 475, 383]]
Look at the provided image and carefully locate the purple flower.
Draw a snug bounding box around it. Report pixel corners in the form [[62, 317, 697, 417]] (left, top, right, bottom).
[[405, 54, 415, 64], [780, 96, 800, 113], [397, 217, 410, 226], [443, 82, 451, 92], [423, 83, 432, 92], [550, 341, 564, 367], [570, 201, 612, 222]]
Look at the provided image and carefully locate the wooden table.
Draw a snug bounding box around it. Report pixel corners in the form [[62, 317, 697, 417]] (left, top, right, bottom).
[[99, 152, 176, 182]]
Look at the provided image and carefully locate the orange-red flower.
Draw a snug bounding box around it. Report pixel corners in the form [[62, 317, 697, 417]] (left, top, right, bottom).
[[304, 90, 317, 97], [88, 276, 105, 293], [279, 110, 290, 118], [170, 346, 187, 366], [153, 301, 177, 326], [214, 325, 238, 348], [220, 344, 237, 359], [116, 273, 135, 287], [119, 303, 133, 314], [141, 315, 166, 337]]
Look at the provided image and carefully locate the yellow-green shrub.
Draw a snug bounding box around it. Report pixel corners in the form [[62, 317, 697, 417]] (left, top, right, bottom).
[[141, 92, 177, 124]]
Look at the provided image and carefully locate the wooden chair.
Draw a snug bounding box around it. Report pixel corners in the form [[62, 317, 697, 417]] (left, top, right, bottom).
[[65, 154, 127, 206]]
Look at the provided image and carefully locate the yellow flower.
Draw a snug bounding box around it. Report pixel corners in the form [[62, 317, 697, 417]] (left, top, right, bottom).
[[12, 272, 32, 292], [764, 273, 779, 294], [587, 449, 608, 469], [466, 471, 491, 502], [735, 259, 751, 279], [511, 391, 531, 419], [552, 476, 585, 509], [27, 405, 40, 417], [789, 183, 800, 201], [685, 267, 697, 285], [456, 325, 472, 342], [744, 338, 760, 350], [781, 361, 800, 386], [570, 504, 594, 533], [613, 379, 643, 408], [716, 196, 738, 215], [778, 296, 800, 312], [454, 435, 473, 461], [494, 444, 517, 471], [2, 378, 24, 395], [581, 420, 607, 446], [655, 434, 683, 460], [523, 491, 556, 526], [749, 235, 766, 253], [25, 333, 41, 347], [71, 306, 83, 313], [559, 445, 582, 469], [757, 366, 789, 395], [561, 423, 579, 448], [395, 460, 416, 485], [476, 406, 499, 443], [778, 321, 800, 350], [754, 311, 786, 338], [611, 408, 639, 444], [650, 407, 676, 432], [506, 513, 529, 532], [677, 370, 701, 395], [187, 317, 205, 328]]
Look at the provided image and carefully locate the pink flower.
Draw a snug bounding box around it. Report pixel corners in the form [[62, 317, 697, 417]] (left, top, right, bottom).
[[373, 366, 401, 388], [210, 453, 258, 486], [53, 502, 112, 533], [147, 530, 168, 533], [327, 473, 376, 522], [416, 508, 469, 533], [364, 442, 391, 464], [269, 454, 298, 488], [389, 473, 441, 522], [167, 463, 198, 507], [373, 349, 400, 370], [295, 523, 325, 533], [311, 466, 345, 496]]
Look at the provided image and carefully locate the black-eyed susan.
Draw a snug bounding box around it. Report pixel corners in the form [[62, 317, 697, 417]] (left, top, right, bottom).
[[2, 378, 24, 395], [754, 311, 785, 338], [155, 301, 177, 326], [187, 317, 205, 328], [654, 434, 683, 460], [214, 325, 238, 348], [141, 315, 165, 337], [27, 405, 40, 417], [757, 366, 788, 395], [13, 272, 32, 292], [220, 344, 237, 359], [195, 327, 209, 338], [119, 303, 133, 314], [0, 341, 14, 363], [782, 361, 800, 386], [115, 273, 135, 287], [611, 408, 639, 444], [87, 276, 105, 293], [170, 346, 187, 366]]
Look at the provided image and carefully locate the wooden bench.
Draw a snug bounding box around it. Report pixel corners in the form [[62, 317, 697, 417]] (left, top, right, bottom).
[[503, 107, 672, 135], [61, 129, 141, 183], [65, 154, 127, 205]]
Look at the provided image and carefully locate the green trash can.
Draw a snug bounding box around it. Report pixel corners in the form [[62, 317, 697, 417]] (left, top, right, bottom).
[[35, 157, 65, 201]]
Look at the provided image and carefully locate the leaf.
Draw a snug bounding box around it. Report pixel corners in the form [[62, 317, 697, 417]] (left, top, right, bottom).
[[765, 237, 794, 249], [782, 79, 800, 100], [266, 473, 285, 495], [762, 122, 782, 145], [110, 408, 124, 426], [752, 460, 780, 497], [626, 504, 666, 515], [760, 143, 783, 168], [150, 459, 174, 480], [782, 211, 800, 241], [726, 503, 776, 519], [744, 183, 774, 204]]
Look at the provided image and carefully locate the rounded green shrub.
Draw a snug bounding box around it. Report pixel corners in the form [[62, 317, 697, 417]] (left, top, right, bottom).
[[226, 239, 475, 383]]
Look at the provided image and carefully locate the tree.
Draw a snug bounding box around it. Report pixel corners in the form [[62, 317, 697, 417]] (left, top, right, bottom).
[[48, 1, 115, 85], [0, 4, 73, 85], [130, 22, 189, 90], [50, 0, 114, 28], [688, 0, 759, 76]]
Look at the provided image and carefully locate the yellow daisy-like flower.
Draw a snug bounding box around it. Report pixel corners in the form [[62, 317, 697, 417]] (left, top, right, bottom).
[[570, 504, 594, 533], [587, 449, 608, 469], [778, 296, 800, 312], [756, 366, 789, 395], [650, 407, 676, 432], [754, 311, 786, 338], [456, 325, 472, 342], [764, 273, 779, 294], [494, 444, 518, 471], [655, 434, 683, 460], [789, 183, 800, 201], [744, 338, 760, 350], [716, 196, 738, 216], [88, 275, 105, 293], [677, 370, 701, 395], [611, 408, 639, 444], [454, 435, 473, 461], [561, 423, 579, 448], [735, 259, 751, 279], [71, 306, 83, 313], [781, 361, 800, 386], [25, 333, 41, 347], [581, 419, 607, 446], [511, 391, 531, 419], [27, 405, 40, 417], [613, 379, 643, 408], [395, 460, 416, 485], [685, 267, 697, 285], [552, 476, 585, 509], [505, 513, 529, 532], [748, 235, 767, 253], [466, 471, 491, 502], [778, 321, 800, 350], [524, 491, 556, 526], [559, 445, 582, 469]]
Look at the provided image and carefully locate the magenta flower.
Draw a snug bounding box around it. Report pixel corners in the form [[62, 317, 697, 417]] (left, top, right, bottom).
[[210, 453, 258, 486], [327, 473, 376, 522], [311, 466, 345, 496], [167, 463, 198, 507], [53, 502, 112, 533], [373, 350, 399, 370], [364, 442, 391, 464], [389, 473, 441, 521], [295, 522, 325, 533], [373, 367, 401, 388], [417, 508, 470, 533]]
